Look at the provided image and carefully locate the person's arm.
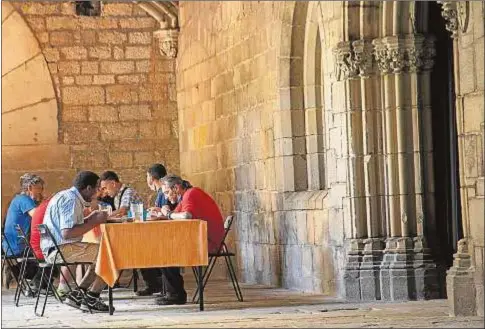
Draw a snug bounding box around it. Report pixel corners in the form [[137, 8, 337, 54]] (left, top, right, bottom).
[[160, 191, 194, 220], [110, 207, 128, 218], [61, 211, 107, 239]]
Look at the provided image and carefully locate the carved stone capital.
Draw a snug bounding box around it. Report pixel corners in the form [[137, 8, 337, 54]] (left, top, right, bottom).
[[333, 40, 374, 81], [352, 39, 374, 78], [437, 1, 470, 38], [154, 29, 179, 58], [372, 35, 436, 74]]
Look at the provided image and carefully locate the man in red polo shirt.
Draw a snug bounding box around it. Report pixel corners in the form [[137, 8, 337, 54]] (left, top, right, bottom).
[[155, 174, 225, 306], [30, 198, 51, 261]]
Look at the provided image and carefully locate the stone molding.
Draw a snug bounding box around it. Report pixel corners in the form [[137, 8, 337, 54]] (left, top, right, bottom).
[[372, 35, 436, 74], [135, 1, 179, 58], [333, 39, 374, 81], [437, 1, 470, 38]]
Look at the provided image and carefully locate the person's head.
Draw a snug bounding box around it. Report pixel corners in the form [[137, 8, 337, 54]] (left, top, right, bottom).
[[19, 173, 44, 202], [73, 171, 100, 202], [161, 174, 186, 203], [99, 171, 121, 198], [146, 163, 167, 191]]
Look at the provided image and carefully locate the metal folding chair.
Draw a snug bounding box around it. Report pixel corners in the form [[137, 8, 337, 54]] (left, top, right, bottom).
[[192, 215, 243, 303], [35, 224, 93, 316], [14, 224, 60, 308], [1, 230, 35, 300]]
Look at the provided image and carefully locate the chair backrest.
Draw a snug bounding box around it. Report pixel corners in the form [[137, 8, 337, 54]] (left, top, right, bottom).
[[37, 224, 65, 264], [14, 224, 39, 261], [224, 215, 234, 232], [214, 215, 235, 255], [1, 230, 17, 257]]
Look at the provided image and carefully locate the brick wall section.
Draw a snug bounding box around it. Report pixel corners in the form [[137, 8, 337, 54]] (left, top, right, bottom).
[[8, 2, 179, 200]]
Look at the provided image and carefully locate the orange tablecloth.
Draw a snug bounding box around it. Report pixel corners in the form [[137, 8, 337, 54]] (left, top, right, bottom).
[[94, 220, 208, 287]]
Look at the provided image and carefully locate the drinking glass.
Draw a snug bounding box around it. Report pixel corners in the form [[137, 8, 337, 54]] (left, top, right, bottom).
[[130, 202, 144, 222], [98, 203, 112, 216]]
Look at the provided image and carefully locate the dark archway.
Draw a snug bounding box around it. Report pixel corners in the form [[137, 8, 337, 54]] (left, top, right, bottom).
[[428, 1, 463, 270]]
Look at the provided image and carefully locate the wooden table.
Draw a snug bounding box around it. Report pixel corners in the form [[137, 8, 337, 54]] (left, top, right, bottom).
[[93, 220, 208, 314]]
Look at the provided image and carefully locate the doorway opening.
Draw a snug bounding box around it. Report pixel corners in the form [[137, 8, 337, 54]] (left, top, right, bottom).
[[428, 1, 463, 271]]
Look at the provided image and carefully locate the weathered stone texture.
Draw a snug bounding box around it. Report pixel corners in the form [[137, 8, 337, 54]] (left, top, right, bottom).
[[2, 1, 179, 209]]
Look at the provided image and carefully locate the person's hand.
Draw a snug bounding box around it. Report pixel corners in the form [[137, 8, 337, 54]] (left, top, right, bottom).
[[160, 205, 171, 217], [89, 210, 108, 224], [147, 206, 161, 213]]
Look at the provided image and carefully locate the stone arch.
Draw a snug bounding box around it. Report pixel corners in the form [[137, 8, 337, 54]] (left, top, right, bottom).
[[2, 2, 59, 145], [276, 1, 337, 192]]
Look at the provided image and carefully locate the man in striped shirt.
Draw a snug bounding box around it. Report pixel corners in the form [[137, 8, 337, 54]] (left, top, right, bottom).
[[99, 171, 142, 218], [41, 171, 109, 313]]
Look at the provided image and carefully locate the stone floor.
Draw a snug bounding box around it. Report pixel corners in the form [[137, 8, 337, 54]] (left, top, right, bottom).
[[2, 278, 484, 328]]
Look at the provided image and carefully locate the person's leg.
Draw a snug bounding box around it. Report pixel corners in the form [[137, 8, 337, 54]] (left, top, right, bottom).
[[156, 267, 186, 305], [137, 268, 163, 296]]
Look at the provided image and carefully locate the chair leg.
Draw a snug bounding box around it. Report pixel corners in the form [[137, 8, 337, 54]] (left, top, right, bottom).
[[34, 267, 46, 316], [133, 269, 138, 292], [224, 255, 243, 302], [39, 264, 57, 317], [192, 256, 216, 303]]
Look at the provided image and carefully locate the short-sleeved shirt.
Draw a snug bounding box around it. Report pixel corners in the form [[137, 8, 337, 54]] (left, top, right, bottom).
[[174, 187, 225, 253], [30, 198, 51, 260], [2, 194, 36, 256], [40, 187, 90, 257], [114, 184, 142, 210]]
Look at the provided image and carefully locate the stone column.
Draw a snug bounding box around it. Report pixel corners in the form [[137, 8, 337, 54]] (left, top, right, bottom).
[[373, 34, 441, 301], [353, 39, 386, 301], [333, 41, 368, 301]]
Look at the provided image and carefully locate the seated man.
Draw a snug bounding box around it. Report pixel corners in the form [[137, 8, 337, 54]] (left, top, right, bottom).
[[41, 171, 109, 312], [2, 173, 44, 290], [153, 174, 225, 306], [136, 163, 178, 297], [99, 171, 142, 218]]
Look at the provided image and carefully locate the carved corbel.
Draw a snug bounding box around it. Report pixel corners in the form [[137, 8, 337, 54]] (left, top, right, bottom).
[[437, 1, 469, 38], [154, 29, 179, 58], [135, 1, 179, 58]]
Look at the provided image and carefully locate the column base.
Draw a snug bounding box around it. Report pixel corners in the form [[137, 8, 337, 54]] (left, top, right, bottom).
[[380, 237, 442, 301], [360, 238, 385, 300], [343, 239, 364, 301], [446, 239, 478, 316]]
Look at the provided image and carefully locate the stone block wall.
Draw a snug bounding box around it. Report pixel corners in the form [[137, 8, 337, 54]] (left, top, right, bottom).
[[177, 1, 347, 293], [2, 1, 179, 210]]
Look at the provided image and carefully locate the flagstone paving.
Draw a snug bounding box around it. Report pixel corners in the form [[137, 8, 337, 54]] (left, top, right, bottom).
[[2, 279, 483, 328]]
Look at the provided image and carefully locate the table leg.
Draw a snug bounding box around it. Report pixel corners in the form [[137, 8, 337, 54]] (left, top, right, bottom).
[[198, 266, 204, 311], [109, 286, 114, 315]]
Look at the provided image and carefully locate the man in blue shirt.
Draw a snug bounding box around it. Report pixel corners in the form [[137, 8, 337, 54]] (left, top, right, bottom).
[[136, 163, 174, 296], [2, 173, 44, 290]]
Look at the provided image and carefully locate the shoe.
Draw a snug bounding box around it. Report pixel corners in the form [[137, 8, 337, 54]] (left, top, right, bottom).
[[56, 287, 69, 301], [65, 289, 83, 309], [135, 287, 161, 297], [80, 294, 111, 313], [155, 294, 187, 306]]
